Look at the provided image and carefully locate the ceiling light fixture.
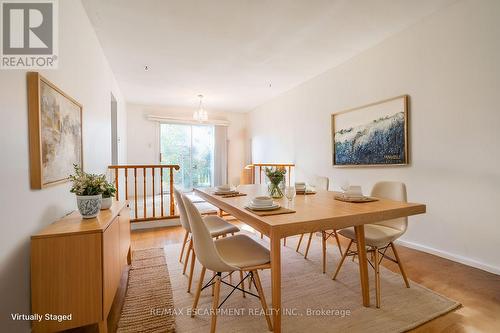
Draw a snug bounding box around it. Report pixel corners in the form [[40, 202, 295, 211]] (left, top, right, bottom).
[[193, 94, 208, 122], [144, 65, 150, 71]]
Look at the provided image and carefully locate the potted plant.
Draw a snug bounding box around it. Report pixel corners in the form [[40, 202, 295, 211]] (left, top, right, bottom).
[[100, 180, 116, 210], [69, 164, 106, 218], [265, 167, 287, 198]]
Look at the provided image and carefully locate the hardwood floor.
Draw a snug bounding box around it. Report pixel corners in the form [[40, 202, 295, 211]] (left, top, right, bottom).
[[77, 222, 500, 333]]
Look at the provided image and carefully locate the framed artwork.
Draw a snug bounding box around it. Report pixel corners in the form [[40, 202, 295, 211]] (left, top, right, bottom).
[[27, 72, 83, 189], [332, 95, 409, 167]]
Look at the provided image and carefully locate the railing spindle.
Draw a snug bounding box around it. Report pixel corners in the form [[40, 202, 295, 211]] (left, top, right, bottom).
[[134, 168, 138, 220], [259, 166, 262, 184], [143, 168, 146, 218], [114, 168, 119, 201], [125, 168, 129, 200], [169, 168, 174, 215], [152, 167, 155, 218], [160, 167, 164, 216]]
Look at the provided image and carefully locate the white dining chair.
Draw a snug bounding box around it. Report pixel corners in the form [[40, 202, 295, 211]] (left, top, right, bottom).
[[182, 193, 273, 333], [295, 176, 343, 273], [174, 188, 240, 293], [332, 181, 411, 308]]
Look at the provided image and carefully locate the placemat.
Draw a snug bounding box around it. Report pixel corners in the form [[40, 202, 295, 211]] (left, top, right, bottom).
[[296, 191, 316, 195], [334, 195, 378, 203], [213, 191, 239, 196], [222, 193, 247, 198], [245, 206, 296, 216]]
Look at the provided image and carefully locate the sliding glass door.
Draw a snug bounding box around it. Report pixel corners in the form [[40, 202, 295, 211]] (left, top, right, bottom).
[[160, 123, 214, 191]]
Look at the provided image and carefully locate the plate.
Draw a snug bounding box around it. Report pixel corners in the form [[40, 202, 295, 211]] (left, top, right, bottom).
[[245, 203, 280, 211], [250, 200, 274, 207]]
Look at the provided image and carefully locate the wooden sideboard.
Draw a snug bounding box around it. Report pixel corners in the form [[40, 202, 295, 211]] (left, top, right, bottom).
[[31, 201, 131, 333]]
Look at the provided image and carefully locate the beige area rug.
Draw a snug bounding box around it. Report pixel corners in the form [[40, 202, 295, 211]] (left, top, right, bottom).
[[117, 248, 176, 333], [165, 233, 460, 333]]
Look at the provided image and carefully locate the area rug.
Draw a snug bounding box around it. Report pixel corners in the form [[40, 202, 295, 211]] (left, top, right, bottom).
[[117, 248, 176, 333], [165, 233, 460, 333]]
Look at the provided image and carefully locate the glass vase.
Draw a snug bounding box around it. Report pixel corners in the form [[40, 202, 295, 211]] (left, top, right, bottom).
[[268, 181, 285, 198]]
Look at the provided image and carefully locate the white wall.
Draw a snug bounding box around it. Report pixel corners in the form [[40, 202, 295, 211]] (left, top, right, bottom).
[[249, 0, 500, 274], [0, 1, 126, 331], [126, 103, 248, 186]]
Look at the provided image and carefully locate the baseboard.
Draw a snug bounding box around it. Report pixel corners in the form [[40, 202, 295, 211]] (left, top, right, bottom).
[[395, 239, 500, 275], [131, 218, 181, 231]]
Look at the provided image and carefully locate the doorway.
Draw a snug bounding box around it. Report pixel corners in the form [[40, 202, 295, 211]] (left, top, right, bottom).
[[159, 123, 215, 191], [110, 93, 118, 165]]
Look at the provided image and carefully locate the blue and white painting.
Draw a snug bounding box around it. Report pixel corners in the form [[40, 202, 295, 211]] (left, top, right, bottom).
[[333, 96, 408, 166]]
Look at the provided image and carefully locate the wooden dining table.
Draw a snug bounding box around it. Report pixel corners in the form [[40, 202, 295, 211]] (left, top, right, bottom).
[[195, 184, 426, 333]]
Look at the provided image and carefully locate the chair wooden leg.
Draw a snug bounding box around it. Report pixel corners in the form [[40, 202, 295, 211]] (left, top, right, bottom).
[[187, 250, 196, 293], [212, 271, 215, 296], [183, 241, 192, 275], [179, 230, 189, 263], [252, 270, 273, 331], [304, 232, 313, 259], [322, 231, 327, 274], [296, 233, 304, 252], [239, 270, 246, 298], [332, 240, 353, 280], [191, 266, 206, 317], [210, 274, 221, 333], [390, 242, 410, 288], [374, 247, 381, 308], [333, 230, 343, 256]]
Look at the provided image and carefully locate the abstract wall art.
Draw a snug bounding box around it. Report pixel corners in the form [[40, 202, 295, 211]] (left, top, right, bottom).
[[332, 95, 409, 166], [28, 72, 83, 189]]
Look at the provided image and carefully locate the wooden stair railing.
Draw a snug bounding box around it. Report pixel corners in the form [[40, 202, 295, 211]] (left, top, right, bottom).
[[246, 163, 295, 185], [108, 164, 180, 222]]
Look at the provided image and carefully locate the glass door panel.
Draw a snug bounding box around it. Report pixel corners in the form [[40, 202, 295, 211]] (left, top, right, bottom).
[[160, 123, 214, 192], [191, 125, 214, 188]]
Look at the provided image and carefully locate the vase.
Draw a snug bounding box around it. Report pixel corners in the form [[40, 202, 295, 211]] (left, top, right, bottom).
[[101, 196, 112, 210], [76, 194, 102, 218], [268, 181, 285, 198]]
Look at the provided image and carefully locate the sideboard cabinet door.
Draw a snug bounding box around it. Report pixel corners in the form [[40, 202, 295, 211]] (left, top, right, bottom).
[[102, 217, 121, 318]]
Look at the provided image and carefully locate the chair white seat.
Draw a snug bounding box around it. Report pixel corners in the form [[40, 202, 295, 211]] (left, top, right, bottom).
[[215, 234, 270, 269], [204, 215, 240, 237], [339, 225, 404, 248]]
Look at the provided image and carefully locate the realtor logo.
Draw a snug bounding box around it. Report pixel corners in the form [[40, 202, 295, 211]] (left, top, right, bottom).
[[1, 0, 58, 69]]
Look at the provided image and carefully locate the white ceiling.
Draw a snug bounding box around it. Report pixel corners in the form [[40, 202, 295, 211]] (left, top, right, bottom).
[[83, 0, 455, 112]]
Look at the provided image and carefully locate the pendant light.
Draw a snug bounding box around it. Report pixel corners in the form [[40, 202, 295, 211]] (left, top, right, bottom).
[[193, 94, 208, 122]]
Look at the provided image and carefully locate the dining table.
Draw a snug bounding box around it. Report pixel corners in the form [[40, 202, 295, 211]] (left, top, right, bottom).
[[195, 184, 426, 333]]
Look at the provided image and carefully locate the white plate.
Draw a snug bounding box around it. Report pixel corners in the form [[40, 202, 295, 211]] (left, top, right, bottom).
[[245, 203, 280, 211], [250, 200, 274, 207], [216, 186, 232, 191]]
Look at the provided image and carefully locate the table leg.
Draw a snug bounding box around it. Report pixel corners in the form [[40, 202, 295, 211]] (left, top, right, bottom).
[[270, 230, 282, 333], [354, 225, 370, 307]]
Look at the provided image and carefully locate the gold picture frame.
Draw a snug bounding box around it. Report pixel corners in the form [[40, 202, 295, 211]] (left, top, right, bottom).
[[27, 72, 83, 189], [331, 95, 409, 167]]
